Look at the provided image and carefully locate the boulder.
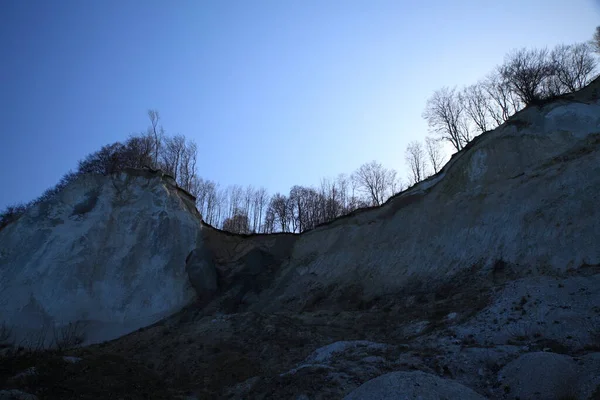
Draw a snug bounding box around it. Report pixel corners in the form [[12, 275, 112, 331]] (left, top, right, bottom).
[[575, 352, 600, 400], [343, 370, 486, 400], [497, 351, 578, 399]]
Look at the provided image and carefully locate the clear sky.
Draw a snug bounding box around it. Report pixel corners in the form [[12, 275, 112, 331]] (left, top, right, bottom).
[[1, 0, 599, 209]]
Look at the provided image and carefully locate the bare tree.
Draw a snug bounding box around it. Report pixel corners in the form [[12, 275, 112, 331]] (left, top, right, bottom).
[[335, 174, 353, 215], [124, 134, 154, 168], [319, 177, 344, 221], [222, 209, 250, 234], [423, 87, 472, 151], [551, 43, 598, 92], [77, 142, 129, 175], [425, 136, 444, 174], [195, 178, 210, 222], [240, 185, 255, 230], [160, 135, 186, 179], [178, 139, 198, 193], [270, 193, 290, 232], [252, 187, 269, 233], [483, 71, 523, 125], [262, 203, 276, 233], [405, 141, 427, 185], [351, 161, 397, 206], [592, 26, 600, 54], [500, 48, 556, 105], [294, 186, 326, 231], [460, 83, 491, 133], [225, 185, 244, 221], [147, 110, 164, 167]]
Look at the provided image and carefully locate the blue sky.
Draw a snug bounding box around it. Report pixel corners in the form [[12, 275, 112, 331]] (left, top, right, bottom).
[[1, 0, 599, 209]]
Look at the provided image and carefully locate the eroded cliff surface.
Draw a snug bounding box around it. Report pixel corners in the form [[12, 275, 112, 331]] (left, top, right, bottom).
[[1, 80, 599, 400], [241, 80, 600, 312], [0, 169, 203, 344]]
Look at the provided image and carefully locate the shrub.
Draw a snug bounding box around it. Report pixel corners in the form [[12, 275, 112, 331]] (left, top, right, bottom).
[[0, 203, 28, 231], [52, 321, 88, 351]]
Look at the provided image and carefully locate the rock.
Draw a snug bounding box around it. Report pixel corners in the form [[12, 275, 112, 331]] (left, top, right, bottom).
[[8, 366, 36, 382], [253, 85, 600, 311], [304, 340, 389, 364], [343, 370, 486, 400], [497, 351, 578, 399], [575, 352, 600, 400], [0, 390, 38, 400], [63, 356, 82, 363], [0, 171, 201, 345], [185, 247, 218, 303]]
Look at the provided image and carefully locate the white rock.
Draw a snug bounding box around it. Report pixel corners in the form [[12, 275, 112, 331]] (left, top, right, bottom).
[[0, 171, 203, 345], [343, 370, 486, 400], [262, 97, 600, 310], [497, 351, 578, 399]]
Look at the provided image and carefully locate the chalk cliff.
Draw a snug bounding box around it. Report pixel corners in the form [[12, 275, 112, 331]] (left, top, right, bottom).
[[1, 79, 599, 399], [0, 169, 202, 344]]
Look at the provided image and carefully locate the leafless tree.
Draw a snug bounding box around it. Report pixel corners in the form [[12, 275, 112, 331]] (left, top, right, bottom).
[[196, 179, 223, 226], [500, 48, 556, 105], [77, 142, 128, 175], [194, 178, 210, 221], [298, 186, 327, 230], [224, 184, 244, 221], [238, 185, 254, 230], [351, 161, 397, 206], [423, 87, 472, 151], [405, 141, 427, 185], [592, 26, 600, 54], [425, 136, 444, 174], [163, 135, 188, 180], [262, 204, 276, 233], [460, 83, 491, 133], [551, 43, 598, 92], [124, 134, 154, 168], [222, 209, 250, 234], [178, 139, 198, 193], [319, 177, 344, 221], [251, 187, 269, 233], [483, 71, 523, 125], [334, 174, 352, 214], [147, 109, 164, 167], [289, 185, 327, 233], [269, 193, 290, 232]]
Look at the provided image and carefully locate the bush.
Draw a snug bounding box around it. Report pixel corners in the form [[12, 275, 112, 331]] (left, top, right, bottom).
[[0, 203, 28, 231], [54, 321, 86, 351], [52, 321, 88, 351]]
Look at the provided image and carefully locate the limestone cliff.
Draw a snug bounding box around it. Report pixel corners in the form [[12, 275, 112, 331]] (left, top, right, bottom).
[[1, 80, 600, 400], [0, 168, 203, 344], [241, 79, 600, 311]]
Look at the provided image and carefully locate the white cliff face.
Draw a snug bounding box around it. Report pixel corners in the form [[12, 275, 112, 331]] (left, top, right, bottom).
[[0, 170, 202, 344], [260, 90, 600, 309]]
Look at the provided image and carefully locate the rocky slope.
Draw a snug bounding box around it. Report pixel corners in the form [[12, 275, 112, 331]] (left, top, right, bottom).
[[0, 168, 203, 345], [1, 79, 600, 399]]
